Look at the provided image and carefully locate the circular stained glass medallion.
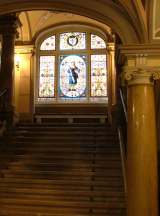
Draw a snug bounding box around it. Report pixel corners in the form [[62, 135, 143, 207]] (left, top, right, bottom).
[[67, 35, 78, 47]]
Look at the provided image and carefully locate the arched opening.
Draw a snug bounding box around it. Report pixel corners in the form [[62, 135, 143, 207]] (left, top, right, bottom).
[[0, 1, 145, 122], [0, 2, 159, 216], [36, 25, 108, 103], [13, 11, 117, 121]]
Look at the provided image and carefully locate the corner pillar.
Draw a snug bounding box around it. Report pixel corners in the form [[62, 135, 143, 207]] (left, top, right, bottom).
[[0, 14, 19, 125], [108, 42, 116, 124], [124, 68, 159, 216]]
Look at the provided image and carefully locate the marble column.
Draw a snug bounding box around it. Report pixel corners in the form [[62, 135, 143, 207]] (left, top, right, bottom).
[[108, 43, 116, 125], [124, 68, 159, 216], [108, 43, 116, 106], [0, 14, 19, 110], [0, 14, 19, 126]]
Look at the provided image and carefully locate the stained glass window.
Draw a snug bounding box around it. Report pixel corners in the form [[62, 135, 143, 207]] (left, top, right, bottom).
[[91, 34, 106, 49], [40, 35, 55, 50], [39, 56, 55, 98], [91, 55, 107, 97], [59, 55, 87, 98], [60, 32, 86, 50], [37, 30, 109, 103]]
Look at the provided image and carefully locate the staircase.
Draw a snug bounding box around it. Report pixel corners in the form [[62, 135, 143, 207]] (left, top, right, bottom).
[[0, 123, 126, 215]]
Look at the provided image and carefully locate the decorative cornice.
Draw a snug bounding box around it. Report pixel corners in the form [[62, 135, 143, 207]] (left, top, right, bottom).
[[122, 67, 160, 85], [117, 45, 160, 62], [15, 45, 34, 54]]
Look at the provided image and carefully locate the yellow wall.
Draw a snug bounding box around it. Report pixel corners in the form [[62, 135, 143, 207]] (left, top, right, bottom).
[[14, 47, 33, 118]]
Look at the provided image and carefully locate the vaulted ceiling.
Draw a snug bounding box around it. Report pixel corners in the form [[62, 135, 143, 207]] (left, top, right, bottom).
[[0, 0, 158, 44], [17, 11, 111, 43]]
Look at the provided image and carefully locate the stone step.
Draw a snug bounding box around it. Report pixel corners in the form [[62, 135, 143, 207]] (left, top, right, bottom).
[[0, 197, 126, 209], [0, 181, 124, 193], [1, 175, 123, 184], [15, 126, 111, 132], [0, 193, 125, 204], [0, 123, 126, 215], [0, 188, 124, 198], [3, 169, 123, 178], [0, 204, 125, 216], [0, 155, 121, 164], [2, 149, 120, 155], [11, 137, 116, 142], [1, 174, 122, 184], [12, 130, 115, 135], [7, 161, 122, 169]]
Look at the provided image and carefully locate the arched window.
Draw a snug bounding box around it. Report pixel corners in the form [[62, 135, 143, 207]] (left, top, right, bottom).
[[36, 28, 108, 103]]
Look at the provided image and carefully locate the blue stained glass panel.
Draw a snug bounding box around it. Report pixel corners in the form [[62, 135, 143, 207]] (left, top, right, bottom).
[[59, 55, 87, 98], [39, 56, 55, 98]]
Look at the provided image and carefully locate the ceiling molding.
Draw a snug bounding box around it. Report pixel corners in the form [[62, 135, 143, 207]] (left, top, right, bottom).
[[25, 12, 32, 41], [153, 0, 160, 40]]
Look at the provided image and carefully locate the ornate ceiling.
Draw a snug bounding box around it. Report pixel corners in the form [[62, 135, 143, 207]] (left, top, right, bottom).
[[17, 11, 111, 43]]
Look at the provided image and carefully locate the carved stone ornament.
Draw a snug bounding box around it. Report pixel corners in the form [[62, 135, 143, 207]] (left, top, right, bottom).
[[123, 68, 160, 85], [152, 71, 160, 80], [0, 14, 19, 36]]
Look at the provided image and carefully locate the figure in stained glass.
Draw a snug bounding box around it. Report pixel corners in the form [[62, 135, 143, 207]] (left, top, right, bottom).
[[67, 61, 80, 91], [59, 55, 86, 98]]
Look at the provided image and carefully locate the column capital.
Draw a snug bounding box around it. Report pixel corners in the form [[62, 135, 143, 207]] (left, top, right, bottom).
[[107, 43, 115, 52], [0, 14, 19, 37], [122, 67, 160, 85]]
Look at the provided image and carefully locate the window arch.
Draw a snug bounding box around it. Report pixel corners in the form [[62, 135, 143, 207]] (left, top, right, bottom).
[[36, 26, 108, 104]]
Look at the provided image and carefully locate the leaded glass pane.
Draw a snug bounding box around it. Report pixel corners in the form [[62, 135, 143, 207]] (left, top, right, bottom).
[[60, 32, 86, 50], [91, 34, 106, 49], [39, 56, 55, 98], [91, 55, 107, 97], [40, 35, 55, 50], [59, 55, 87, 98]]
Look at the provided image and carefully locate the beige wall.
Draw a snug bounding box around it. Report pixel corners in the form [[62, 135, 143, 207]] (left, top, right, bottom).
[[14, 47, 33, 118]]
